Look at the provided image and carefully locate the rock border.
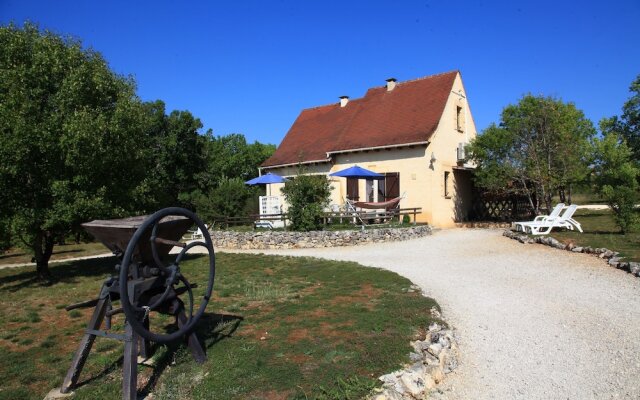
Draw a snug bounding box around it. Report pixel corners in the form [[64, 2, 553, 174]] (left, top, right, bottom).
[[212, 225, 432, 250], [503, 230, 640, 278], [369, 303, 459, 400]]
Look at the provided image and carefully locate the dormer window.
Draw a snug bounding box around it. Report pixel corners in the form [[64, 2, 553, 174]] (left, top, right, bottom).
[[456, 105, 465, 132]]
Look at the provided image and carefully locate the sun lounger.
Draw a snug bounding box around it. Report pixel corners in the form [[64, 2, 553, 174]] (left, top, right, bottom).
[[512, 203, 565, 232], [518, 204, 583, 235]]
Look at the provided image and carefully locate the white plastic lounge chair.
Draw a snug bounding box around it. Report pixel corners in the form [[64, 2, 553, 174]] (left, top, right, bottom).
[[189, 224, 209, 240], [521, 204, 583, 235], [512, 203, 565, 232]]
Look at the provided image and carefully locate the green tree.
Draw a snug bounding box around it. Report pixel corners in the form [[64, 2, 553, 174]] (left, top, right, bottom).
[[466, 95, 595, 213], [141, 101, 208, 209], [592, 130, 639, 233], [0, 23, 150, 278], [191, 177, 258, 223], [203, 133, 276, 184], [281, 172, 332, 231], [601, 74, 640, 163]]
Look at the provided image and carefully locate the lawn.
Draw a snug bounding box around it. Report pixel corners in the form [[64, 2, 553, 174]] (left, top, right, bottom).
[[542, 209, 640, 262], [0, 252, 438, 400], [0, 241, 110, 266]]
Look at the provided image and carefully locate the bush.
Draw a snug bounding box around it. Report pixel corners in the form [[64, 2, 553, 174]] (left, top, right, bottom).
[[592, 131, 640, 233], [281, 174, 332, 231], [192, 177, 259, 223]]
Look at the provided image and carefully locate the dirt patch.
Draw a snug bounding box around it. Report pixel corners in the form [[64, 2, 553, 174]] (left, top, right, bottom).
[[318, 320, 356, 340], [284, 308, 330, 323], [288, 353, 312, 364], [330, 283, 384, 310], [286, 328, 310, 343]]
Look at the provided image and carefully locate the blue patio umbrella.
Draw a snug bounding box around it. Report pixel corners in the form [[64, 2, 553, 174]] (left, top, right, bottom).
[[329, 165, 384, 180], [245, 172, 287, 185]]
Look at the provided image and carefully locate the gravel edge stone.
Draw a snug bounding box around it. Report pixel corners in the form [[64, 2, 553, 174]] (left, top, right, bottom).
[[503, 229, 640, 278]]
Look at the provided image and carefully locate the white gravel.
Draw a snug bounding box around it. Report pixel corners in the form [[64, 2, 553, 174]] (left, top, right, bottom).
[[221, 228, 640, 399]]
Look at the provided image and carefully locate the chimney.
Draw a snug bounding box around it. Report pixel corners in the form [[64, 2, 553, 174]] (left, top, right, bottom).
[[386, 78, 397, 91], [339, 96, 349, 107]]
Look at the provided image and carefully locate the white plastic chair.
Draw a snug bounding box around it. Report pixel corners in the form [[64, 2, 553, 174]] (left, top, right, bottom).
[[189, 224, 209, 240], [512, 203, 565, 232], [520, 204, 583, 235]]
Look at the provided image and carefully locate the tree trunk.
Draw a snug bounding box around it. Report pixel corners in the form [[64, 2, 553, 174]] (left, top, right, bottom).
[[520, 178, 537, 216], [558, 187, 566, 203], [34, 231, 54, 281]]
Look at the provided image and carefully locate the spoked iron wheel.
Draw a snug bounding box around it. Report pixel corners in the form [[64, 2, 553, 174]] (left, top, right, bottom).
[[119, 207, 215, 343]]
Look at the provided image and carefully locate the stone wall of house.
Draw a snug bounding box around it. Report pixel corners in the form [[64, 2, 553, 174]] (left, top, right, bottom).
[[211, 225, 432, 250]]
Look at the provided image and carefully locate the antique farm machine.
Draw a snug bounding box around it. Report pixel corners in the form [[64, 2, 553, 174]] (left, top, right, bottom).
[[56, 207, 215, 400]]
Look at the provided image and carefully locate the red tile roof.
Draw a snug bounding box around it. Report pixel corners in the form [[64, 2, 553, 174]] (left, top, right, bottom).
[[262, 70, 459, 167]]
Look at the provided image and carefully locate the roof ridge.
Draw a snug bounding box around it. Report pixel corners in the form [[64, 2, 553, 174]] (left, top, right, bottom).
[[303, 71, 460, 111], [398, 70, 459, 85], [302, 96, 365, 112]]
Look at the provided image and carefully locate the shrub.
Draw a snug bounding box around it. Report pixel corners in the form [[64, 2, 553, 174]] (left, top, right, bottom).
[[192, 177, 259, 222], [592, 131, 640, 233], [281, 173, 332, 231]]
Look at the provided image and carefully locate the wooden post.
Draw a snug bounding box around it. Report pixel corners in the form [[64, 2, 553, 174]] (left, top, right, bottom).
[[122, 322, 138, 400], [61, 297, 109, 393]]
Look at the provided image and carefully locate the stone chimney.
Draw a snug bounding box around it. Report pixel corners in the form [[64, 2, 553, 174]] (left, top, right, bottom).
[[386, 78, 397, 91], [339, 96, 349, 107]]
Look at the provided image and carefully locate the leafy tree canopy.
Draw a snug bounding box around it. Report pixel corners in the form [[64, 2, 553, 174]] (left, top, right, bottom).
[[203, 133, 276, 184], [466, 94, 595, 213], [0, 23, 152, 278], [0, 23, 276, 276], [592, 125, 639, 233], [601, 74, 640, 163]]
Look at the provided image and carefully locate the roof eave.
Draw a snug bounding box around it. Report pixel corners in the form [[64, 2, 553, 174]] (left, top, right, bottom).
[[326, 140, 431, 157], [260, 158, 331, 171]]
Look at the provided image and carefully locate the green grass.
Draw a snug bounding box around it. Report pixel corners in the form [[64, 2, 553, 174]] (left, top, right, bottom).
[[540, 209, 640, 262], [0, 241, 110, 266], [0, 252, 438, 400]]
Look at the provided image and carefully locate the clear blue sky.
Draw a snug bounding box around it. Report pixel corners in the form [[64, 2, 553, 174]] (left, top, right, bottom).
[[2, 1, 639, 145]]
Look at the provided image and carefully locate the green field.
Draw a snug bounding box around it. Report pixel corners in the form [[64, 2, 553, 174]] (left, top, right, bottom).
[[539, 208, 640, 262], [0, 253, 438, 400], [0, 241, 110, 266]]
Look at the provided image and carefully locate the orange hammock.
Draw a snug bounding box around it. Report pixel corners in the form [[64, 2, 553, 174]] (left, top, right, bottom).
[[348, 196, 402, 210]]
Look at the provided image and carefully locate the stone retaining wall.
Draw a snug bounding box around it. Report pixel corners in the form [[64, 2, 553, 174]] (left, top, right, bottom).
[[370, 306, 459, 400], [212, 225, 432, 250], [503, 230, 640, 278]]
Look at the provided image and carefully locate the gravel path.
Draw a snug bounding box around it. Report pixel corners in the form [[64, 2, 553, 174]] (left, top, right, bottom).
[[223, 228, 640, 399]]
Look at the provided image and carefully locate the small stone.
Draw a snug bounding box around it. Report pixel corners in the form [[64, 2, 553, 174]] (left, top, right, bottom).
[[409, 351, 423, 362], [399, 373, 425, 397], [428, 343, 443, 357], [428, 322, 442, 332], [44, 389, 75, 400], [572, 247, 583, 252], [423, 375, 436, 390], [608, 257, 620, 266]]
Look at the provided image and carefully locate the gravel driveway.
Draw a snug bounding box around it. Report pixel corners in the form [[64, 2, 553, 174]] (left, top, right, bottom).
[[224, 228, 640, 399]]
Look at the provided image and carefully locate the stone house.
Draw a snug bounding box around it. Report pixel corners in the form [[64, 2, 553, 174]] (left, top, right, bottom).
[[260, 70, 477, 227]]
